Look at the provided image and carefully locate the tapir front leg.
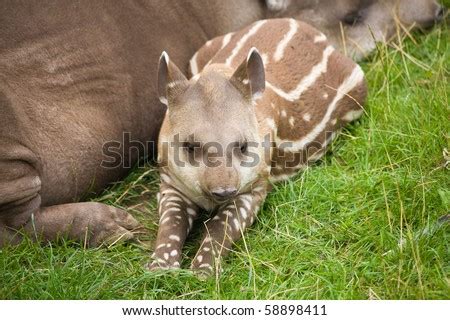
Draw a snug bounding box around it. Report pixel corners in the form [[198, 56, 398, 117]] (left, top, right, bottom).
[[191, 186, 267, 275], [148, 183, 199, 270]]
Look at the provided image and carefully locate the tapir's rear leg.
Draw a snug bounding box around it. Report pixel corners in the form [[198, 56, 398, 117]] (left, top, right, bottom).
[[191, 184, 268, 275], [148, 182, 199, 270], [0, 141, 142, 247]]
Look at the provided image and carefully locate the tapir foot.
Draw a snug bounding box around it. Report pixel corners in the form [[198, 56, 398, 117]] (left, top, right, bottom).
[[0, 202, 144, 247], [29, 202, 143, 247]]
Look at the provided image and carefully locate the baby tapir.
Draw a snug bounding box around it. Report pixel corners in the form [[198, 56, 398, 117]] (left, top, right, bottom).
[[148, 18, 367, 275]]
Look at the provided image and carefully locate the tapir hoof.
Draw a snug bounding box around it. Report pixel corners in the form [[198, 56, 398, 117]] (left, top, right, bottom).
[[87, 204, 143, 246], [190, 261, 216, 279]]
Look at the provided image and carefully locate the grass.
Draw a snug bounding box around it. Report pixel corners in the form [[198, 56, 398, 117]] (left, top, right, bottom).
[[0, 21, 449, 300]]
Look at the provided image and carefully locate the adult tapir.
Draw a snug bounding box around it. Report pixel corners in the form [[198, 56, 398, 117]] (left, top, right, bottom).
[[0, 0, 445, 247]]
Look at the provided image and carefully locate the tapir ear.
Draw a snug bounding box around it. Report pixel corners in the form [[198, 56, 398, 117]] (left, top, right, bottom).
[[230, 47, 265, 101], [157, 51, 188, 105]]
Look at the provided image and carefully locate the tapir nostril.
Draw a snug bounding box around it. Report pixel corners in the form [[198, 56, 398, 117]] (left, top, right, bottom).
[[211, 187, 238, 199]]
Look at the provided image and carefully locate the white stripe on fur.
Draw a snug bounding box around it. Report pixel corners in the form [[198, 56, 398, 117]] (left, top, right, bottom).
[[225, 20, 267, 66], [277, 65, 365, 151], [265, 46, 335, 102], [274, 19, 298, 62]]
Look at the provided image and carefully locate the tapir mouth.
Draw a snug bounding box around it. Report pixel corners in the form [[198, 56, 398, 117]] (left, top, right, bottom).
[[204, 187, 239, 203]]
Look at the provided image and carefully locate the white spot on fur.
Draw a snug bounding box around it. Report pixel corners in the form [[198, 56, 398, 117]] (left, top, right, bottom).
[[239, 207, 248, 219], [170, 249, 178, 257], [161, 196, 181, 204], [233, 218, 240, 231], [225, 20, 267, 66], [223, 210, 233, 218], [197, 255, 203, 263], [266, 46, 335, 102], [206, 39, 212, 47], [302, 113, 311, 122], [289, 116, 295, 127], [163, 253, 169, 260], [331, 118, 337, 125], [274, 19, 298, 62], [199, 263, 212, 270], [280, 110, 287, 117], [323, 92, 329, 99], [241, 198, 251, 210], [156, 258, 167, 264], [160, 217, 171, 224], [156, 243, 166, 249], [169, 234, 181, 242], [159, 207, 181, 220], [203, 247, 210, 252]]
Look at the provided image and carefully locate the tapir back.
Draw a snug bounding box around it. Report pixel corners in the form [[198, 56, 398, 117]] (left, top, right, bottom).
[[190, 18, 367, 181]]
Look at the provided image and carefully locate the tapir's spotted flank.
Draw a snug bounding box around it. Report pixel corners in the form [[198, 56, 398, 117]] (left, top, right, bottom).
[[149, 19, 367, 275]]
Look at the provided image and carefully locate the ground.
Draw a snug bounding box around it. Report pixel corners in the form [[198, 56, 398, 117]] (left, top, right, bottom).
[[0, 19, 448, 299]]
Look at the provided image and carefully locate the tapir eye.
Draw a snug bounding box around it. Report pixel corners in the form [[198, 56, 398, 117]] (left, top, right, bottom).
[[342, 10, 364, 26], [183, 142, 198, 154], [240, 141, 248, 154]]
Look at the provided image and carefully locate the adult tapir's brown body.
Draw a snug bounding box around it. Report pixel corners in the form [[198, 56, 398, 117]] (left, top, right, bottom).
[[0, 0, 444, 247]]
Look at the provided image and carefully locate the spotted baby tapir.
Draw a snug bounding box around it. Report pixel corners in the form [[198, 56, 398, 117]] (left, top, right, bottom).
[[148, 18, 367, 275]]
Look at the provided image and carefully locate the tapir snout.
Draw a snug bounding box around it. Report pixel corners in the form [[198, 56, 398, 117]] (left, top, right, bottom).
[[203, 165, 240, 202]]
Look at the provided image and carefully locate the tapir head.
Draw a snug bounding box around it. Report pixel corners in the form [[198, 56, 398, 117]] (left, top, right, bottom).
[[157, 49, 268, 203]]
